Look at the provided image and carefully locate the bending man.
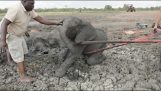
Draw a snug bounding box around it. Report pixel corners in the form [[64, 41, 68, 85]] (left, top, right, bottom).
[[0, 0, 62, 82]]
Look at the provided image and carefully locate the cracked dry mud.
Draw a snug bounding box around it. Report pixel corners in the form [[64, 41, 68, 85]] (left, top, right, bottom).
[[1, 11, 161, 90]]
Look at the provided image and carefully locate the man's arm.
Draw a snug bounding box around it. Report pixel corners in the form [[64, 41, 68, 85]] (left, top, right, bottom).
[[154, 8, 161, 29], [0, 18, 11, 53], [34, 15, 62, 25]]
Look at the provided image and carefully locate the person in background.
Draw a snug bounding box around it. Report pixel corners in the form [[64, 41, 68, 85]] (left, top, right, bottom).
[[153, 7, 161, 33]]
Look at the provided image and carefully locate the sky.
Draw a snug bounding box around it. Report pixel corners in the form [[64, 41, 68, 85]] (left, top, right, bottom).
[[0, 1, 161, 9]]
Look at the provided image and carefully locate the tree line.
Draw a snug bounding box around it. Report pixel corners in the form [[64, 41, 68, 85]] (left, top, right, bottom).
[[0, 5, 160, 13]]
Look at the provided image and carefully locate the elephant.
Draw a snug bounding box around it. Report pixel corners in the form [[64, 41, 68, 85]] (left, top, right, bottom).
[[55, 16, 107, 77]]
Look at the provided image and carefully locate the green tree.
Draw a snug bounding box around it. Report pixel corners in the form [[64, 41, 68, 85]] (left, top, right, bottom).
[[104, 5, 113, 10]]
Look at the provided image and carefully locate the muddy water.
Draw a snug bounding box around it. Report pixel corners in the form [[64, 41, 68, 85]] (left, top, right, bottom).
[[1, 43, 161, 90]]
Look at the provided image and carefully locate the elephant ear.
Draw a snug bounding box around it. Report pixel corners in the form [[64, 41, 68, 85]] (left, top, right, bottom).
[[65, 27, 78, 41], [64, 17, 83, 41], [74, 23, 97, 44]]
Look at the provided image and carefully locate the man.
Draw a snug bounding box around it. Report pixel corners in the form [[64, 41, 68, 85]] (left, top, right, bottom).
[[153, 7, 161, 33], [55, 17, 107, 77], [0, 0, 62, 82]]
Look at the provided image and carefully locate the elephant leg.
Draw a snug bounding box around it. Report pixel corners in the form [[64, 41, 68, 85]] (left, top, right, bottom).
[[86, 53, 106, 65], [55, 53, 78, 78]]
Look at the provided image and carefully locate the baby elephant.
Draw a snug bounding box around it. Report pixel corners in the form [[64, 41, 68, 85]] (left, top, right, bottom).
[[55, 16, 107, 77]]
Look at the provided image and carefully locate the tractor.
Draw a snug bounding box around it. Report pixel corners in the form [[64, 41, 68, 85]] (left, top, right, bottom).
[[124, 4, 136, 12]]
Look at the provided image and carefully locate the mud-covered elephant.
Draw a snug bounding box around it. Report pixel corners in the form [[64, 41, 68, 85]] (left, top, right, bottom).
[[55, 17, 107, 77]]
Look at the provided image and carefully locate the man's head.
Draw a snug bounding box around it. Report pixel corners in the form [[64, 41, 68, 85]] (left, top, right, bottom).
[[21, 0, 35, 11]]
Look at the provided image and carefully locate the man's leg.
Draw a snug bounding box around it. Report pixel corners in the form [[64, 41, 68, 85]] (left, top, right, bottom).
[[17, 61, 33, 82], [7, 35, 33, 82], [6, 46, 14, 65]]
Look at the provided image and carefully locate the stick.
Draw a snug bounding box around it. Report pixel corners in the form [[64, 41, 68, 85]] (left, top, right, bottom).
[[81, 40, 161, 45]]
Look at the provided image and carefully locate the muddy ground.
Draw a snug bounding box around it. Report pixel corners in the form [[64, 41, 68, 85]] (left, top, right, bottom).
[[1, 11, 161, 90]]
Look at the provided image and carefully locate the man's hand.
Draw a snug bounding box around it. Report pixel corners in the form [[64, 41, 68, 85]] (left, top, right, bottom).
[[152, 28, 161, 37], [153, 28, 157, 34], [55, 22, 63, 26], [25, 32, 30, 38], [55, 20, 63, 26], [0, 40, 7, 53]]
